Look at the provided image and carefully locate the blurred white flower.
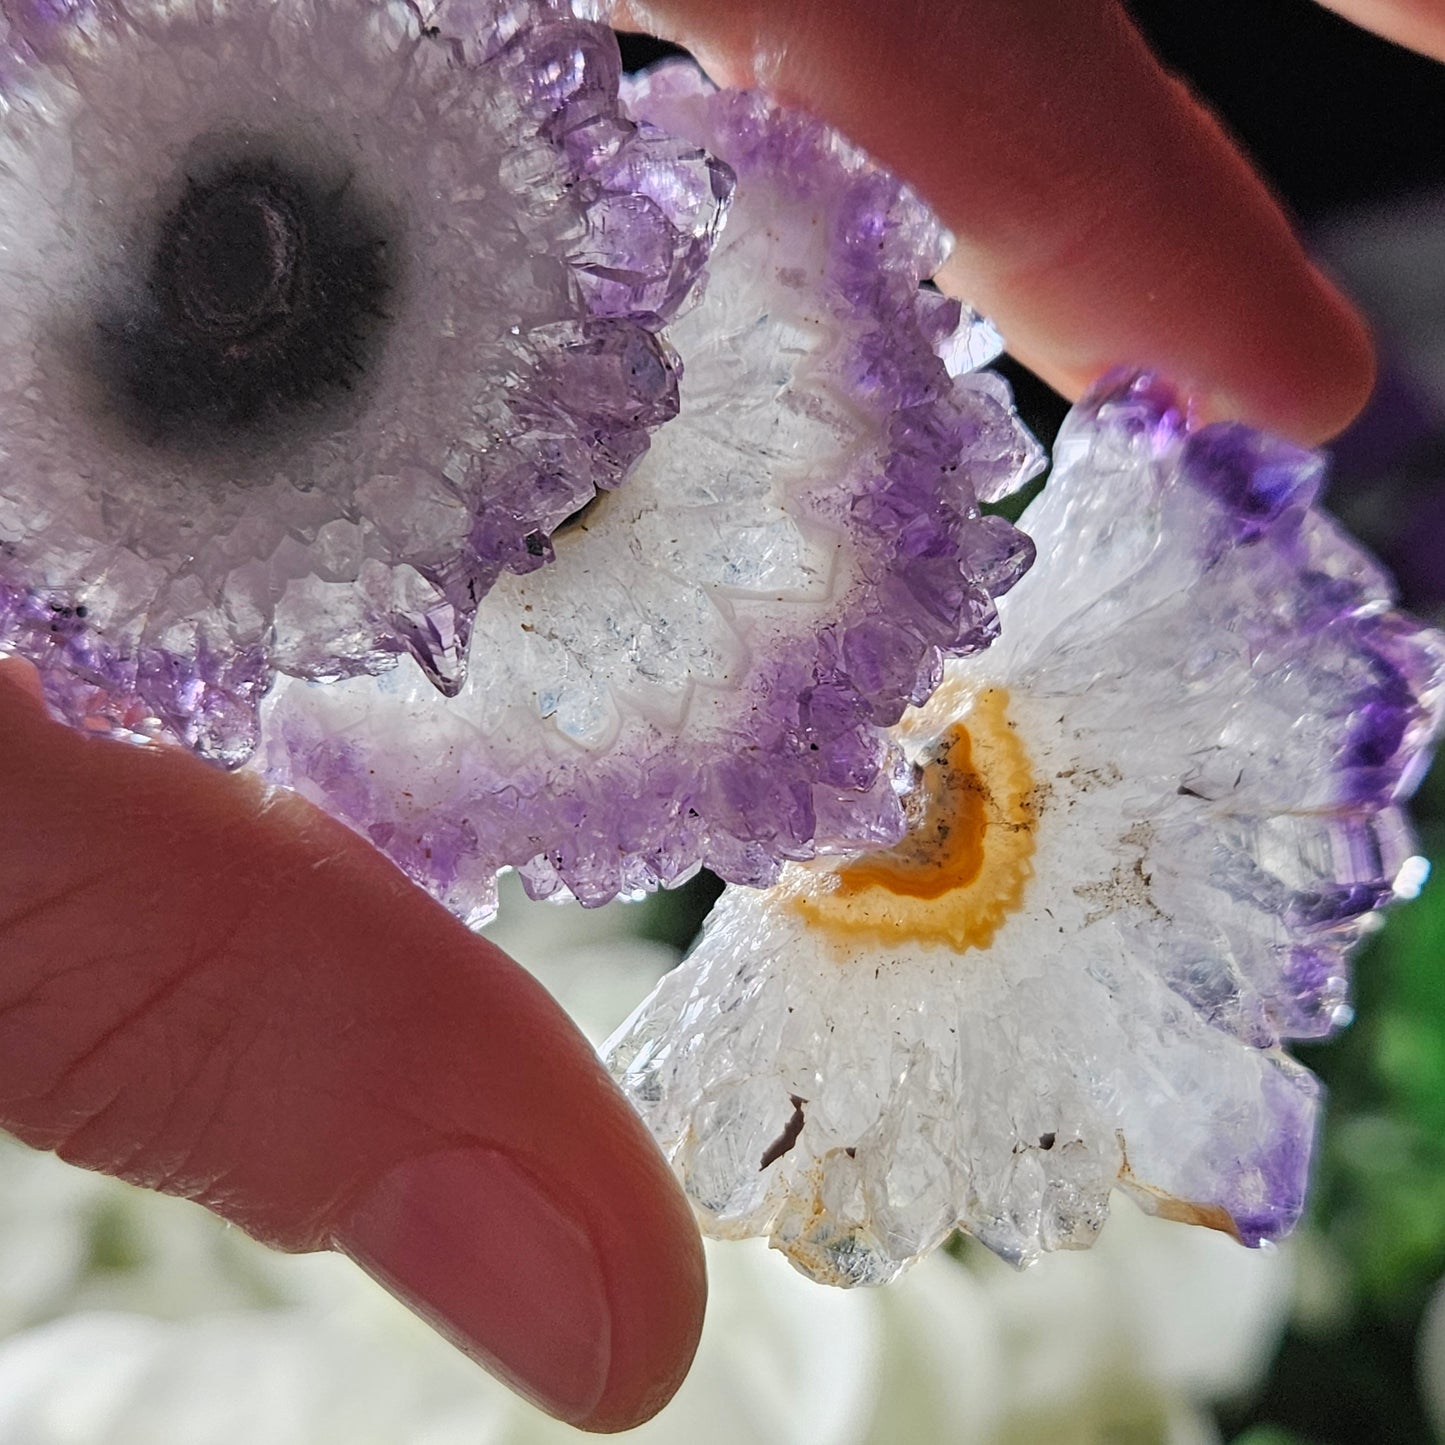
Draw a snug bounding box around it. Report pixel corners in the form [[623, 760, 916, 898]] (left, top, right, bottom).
[[0, 1211, 1289, 1445], [0, 1135, 107, 1334], [0, 1305, 507, 1445], [0, 1231, 886, 1445], [965, 1195, 1292, 1443]]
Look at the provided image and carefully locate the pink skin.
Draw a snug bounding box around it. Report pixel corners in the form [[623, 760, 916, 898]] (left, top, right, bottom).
[[4, 0, 1445, 1427]]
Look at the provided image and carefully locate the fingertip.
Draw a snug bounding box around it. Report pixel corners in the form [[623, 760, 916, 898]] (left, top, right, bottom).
[[580, 1160, 707, 1433], [0, 685, 705, 1429], [334, 1146, 613, 1423], [1210, 264, 1377, 446], [296, 897, 708, 1430], [1004, 261, 1377, 449], [626, 0, 1380, 450], [327, 1032, 705, 1431], [332, 1138, 705, 1431], [1317, 0, 1445, 65], [939, 145, 1378, 451], [582, 1205, 707, 1432]]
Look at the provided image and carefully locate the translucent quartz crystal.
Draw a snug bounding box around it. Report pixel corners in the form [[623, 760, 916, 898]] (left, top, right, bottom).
[[0, 0, 724, 762], [606, 370, 1445, 1285], [255, 64, 1041, 919]]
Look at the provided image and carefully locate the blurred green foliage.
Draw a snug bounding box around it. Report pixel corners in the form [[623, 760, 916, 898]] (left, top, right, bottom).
[[1232, 1429, 1321, 1445], [1305, 760, 1445, 1312]]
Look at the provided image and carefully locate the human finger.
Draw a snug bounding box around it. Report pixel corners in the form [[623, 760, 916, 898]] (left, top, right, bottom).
[[608, 0, 1375, 444], [0, 658, 704, 1433], [1315, 0, 1445, 63]]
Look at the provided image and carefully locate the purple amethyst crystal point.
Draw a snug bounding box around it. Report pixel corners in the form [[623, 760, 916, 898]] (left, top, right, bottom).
[[0, 0, 725, 761], [256, 62, 1042, 921], [1180, 423, 1326, 539], [603, 368, 1444, 1285]]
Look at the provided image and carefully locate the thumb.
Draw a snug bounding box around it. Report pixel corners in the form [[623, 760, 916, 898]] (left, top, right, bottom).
[[0, 658, 704, 1433]]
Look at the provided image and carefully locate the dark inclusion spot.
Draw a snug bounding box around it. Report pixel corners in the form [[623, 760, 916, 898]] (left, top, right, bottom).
[[760, 1094, 808, 1171], [97, 156, 393, 448], [550, 492, 604, 540]]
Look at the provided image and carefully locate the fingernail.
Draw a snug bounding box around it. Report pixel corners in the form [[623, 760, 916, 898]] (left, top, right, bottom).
[[333, 1147, 611, 1424]]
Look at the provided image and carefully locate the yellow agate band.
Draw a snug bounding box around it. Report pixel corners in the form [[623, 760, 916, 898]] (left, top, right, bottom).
[[788, 687, 1037, 952]]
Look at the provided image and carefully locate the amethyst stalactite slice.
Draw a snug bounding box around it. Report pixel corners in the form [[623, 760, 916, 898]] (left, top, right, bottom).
[[257, 63, 1042, 920], [604, 369, 1445, 1285], [0, 0, 725, 762]]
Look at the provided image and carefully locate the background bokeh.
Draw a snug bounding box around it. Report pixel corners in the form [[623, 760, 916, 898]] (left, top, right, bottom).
[[0, 6, 1441, 1443]]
